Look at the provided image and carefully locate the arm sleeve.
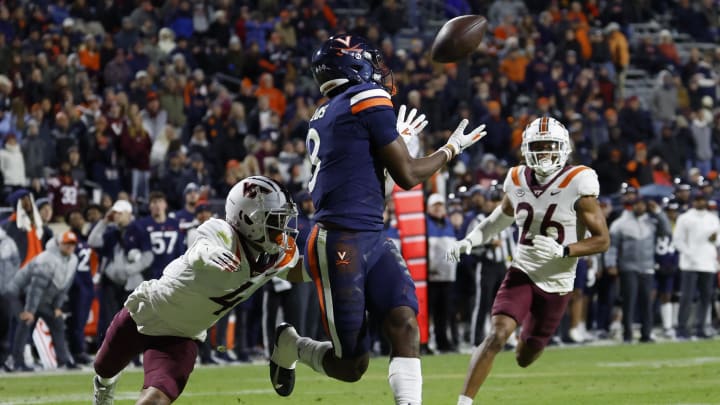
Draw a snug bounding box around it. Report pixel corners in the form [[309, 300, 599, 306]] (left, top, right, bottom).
[[464, 205, 515, 247], [88, 221, 108, 248]]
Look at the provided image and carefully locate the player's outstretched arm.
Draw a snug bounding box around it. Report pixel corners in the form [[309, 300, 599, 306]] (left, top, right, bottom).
[[446, 195, 514, 262], [380, 119, 486, 190], [569, 196, 610, 257]]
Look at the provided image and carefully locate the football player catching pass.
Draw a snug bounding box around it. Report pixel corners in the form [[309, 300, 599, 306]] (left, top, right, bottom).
[[268, 34, 487, 405], [92, 176, 302, 405], [446, 116, 610, 405]]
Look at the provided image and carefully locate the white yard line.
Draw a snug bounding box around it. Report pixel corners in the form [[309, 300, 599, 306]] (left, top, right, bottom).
[[0, 389, 276, 405], [597, 356, 720, 368]]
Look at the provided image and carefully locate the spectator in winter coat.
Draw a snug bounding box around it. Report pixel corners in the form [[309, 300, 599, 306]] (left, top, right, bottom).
[[5, 231, 79, 371], [21, 120, 47, 180], [605, 196, 671, 343], [426, 193, 458, 352], [0, 226, 20, 368], [673, 192, 720, 339], [0, 134, 27, 190], [88, 199, 152, 344], [119, 113, 152, 202], [651, 70, 679, 133]]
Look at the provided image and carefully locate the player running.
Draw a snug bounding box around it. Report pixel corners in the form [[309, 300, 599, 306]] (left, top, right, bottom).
[[446, 116, 610, 405], [268, 34, 487, 405], [92, 176, 302, 405]]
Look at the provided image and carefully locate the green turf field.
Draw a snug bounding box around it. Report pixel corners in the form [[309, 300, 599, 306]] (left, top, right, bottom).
[[1, 339, 719, 404]]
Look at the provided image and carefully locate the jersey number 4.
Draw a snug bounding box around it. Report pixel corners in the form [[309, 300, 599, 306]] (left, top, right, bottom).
[[517, 202, 564, 245], [209, 281, 253, 315]]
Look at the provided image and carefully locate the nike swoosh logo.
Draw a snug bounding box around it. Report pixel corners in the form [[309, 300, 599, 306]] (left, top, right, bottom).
[[275, 383, 284, 389], [550, 190, 561, 195]]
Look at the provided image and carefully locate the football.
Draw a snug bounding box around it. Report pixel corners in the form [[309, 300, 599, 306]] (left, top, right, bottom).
[[430, 15, 488, 63]]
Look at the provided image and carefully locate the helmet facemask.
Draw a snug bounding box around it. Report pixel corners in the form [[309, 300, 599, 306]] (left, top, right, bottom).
[[523, 140, 569, 176], [521, 117, 571, 177], [365, 49, 395, 95], [263, 203, 299, 254]]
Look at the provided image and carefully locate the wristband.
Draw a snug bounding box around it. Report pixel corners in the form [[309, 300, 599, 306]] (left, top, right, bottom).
[[440, 146, 453, 162], [563, 245, 570, 258], [444, 143, 457, 157]]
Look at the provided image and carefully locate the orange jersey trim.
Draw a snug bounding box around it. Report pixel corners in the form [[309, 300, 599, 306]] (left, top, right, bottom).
[[307, 226, 330, 334], [350, 97, 393, 114], [558, 166, 589, 188], [511, 166, 521, 186], [276, 237, 297, 268]]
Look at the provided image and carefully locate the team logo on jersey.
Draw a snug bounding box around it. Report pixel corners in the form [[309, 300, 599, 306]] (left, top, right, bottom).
[[336, 251, 350, 266], [532, 189, 543, 197]]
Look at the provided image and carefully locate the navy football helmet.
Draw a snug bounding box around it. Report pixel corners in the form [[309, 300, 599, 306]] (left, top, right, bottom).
[[311, 35, 393, 95]]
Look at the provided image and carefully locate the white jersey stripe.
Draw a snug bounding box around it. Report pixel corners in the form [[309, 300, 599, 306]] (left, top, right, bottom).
[[317, 228, 343, 357], [349, 89, 391, 106]]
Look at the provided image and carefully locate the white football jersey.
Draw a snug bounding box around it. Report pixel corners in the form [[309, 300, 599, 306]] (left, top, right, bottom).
[[504, 165, 599, 293], [125, 218, 299, 341]]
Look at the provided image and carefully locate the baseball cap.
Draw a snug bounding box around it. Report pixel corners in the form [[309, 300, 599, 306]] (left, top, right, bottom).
[[6, 189, 30, 206], [427, 193, 445, 207], [60, 230, 78, 244], [111, 199, 133, 213], [35, 197, 50, 209], [184, 182, 199, 195]]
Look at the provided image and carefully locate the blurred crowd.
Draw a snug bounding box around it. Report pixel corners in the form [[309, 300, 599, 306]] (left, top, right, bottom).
[[1, 0, 720, 370]]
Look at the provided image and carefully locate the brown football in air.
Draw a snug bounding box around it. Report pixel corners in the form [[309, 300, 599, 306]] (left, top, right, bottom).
[[430, 15, 488, 63]]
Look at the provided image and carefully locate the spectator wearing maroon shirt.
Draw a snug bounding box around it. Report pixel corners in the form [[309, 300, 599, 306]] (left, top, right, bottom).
[[47, 161, 80, 222], [119, 112, 151, 202]]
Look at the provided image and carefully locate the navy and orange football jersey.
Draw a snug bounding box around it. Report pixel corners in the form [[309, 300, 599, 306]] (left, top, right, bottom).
[[306, 82, 398, 231], [128, 216, 185, 280]]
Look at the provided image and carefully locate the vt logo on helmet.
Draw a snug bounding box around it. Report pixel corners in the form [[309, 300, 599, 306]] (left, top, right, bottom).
[[225, 176, 298, 255], [520, 116, 571, 177], [311, 34, 394, 96]]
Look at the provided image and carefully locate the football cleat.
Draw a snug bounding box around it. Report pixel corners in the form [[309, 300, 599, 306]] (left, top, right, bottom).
[[269, 323, 300, 397], [93, 375, 117, 405]]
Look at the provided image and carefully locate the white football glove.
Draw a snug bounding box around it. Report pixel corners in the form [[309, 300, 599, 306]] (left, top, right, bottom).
[[396, 104, 428, 158], [445, 119, 487, 158], [446, 239, 473, 263], [203, 245, 241, 272], [532, 235, 565, 261]]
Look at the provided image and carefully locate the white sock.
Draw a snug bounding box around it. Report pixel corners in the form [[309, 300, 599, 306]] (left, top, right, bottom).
[[671, 303, 679, 328], [97, 374, 118, 386], [457, 394, 474, 405], [660, 303, 673, 330], [297, 337, 331, 375], [388, 357, 422, 405]]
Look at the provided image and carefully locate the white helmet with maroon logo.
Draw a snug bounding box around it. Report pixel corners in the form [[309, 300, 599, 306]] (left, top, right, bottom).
[[520, 116, 571, 176], [225, 176, 298, 254]]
